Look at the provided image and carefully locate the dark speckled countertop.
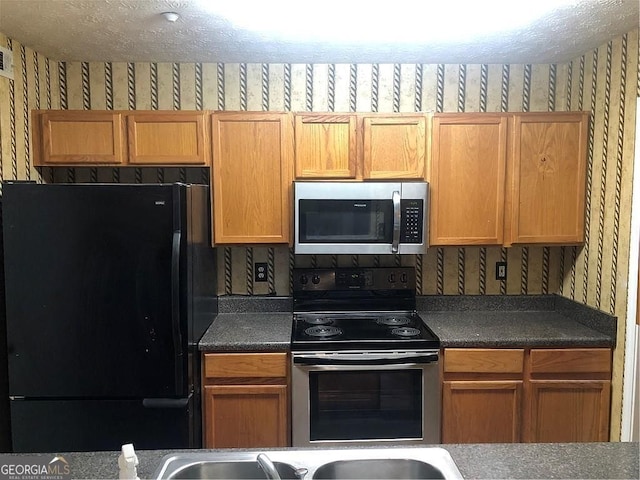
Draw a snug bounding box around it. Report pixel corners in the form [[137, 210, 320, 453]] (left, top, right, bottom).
[[198, 294, 616, 351], [198, 296, 292, 351], [417, 294, 616, 348], [6, 442, 637, 479]]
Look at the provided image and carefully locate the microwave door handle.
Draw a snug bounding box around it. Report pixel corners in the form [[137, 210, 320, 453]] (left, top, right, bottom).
[[392, 190, 401, 253]]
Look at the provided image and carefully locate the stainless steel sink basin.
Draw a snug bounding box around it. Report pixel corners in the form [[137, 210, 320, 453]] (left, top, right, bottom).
[[312, 458, 446, 479], [158, 459, 300, 479], [153, 447, 463, 480]]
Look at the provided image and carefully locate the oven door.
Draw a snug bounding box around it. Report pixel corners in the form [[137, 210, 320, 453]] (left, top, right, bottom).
[[291, 350, 440, 447]]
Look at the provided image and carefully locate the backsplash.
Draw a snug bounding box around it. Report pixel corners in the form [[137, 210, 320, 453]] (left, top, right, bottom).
[[0, 29, 637, 440]]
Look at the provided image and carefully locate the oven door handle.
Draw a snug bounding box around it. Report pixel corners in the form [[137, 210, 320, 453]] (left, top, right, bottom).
[[293, 354, 439, 366]]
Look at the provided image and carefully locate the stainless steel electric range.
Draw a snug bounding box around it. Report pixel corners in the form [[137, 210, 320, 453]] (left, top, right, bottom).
[[290, 267, 441, 447]]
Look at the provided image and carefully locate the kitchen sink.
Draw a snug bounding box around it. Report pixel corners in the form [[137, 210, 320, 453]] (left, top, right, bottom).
[[312, 458, 447, 479], [156, 458, 301, 479], [153, 447, 463, 480]]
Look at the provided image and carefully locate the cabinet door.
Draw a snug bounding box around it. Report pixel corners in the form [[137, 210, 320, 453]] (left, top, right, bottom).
[[430, 114, 509, 246], [37, 111, 125, 165], [294, 114, 357, 178], [211, 112, 293, 244], [203, 384, 288, 448], [508, 112, 589, 244], [442, 380, 522, 443], [524, 347, 611, 442], [127, 112, 209, 165], [525, 380, 611, 442], [362, 115, 426, 179]]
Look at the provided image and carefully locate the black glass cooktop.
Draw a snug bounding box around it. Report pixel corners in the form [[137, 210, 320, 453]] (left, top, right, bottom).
[[291, 311, 440, 351]]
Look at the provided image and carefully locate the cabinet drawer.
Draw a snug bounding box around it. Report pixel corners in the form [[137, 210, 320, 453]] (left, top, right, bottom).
[[204, 352, 288, 379], [444, 349, 524, 374], [529, 348, 611, 374]]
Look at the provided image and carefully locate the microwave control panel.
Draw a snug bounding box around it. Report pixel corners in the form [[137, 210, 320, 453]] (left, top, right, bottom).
[[400, 199, 424, 243]]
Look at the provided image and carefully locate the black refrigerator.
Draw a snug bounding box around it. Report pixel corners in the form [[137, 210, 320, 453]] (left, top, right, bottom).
[[1, 181, 217, 453]]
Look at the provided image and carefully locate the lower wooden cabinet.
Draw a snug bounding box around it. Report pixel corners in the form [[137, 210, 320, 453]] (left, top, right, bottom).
[[443, 380, 522, 443], [523, 348, 611, 442], [442, 347, 612, 444], [442, 348, 524, 443], [202, 352, 290, 448]]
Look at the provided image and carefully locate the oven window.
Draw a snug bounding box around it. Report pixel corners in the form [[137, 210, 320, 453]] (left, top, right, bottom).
[[309, 369, 423, 441], [298, 200, 393, 243]]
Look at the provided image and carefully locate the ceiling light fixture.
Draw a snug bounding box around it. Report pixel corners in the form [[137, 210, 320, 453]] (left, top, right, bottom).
[[161, 11, 180, 23], [197, 0, 579, 44]]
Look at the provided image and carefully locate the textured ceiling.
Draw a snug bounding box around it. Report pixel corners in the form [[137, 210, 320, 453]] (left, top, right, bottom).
[[0, 0, 638, 64]]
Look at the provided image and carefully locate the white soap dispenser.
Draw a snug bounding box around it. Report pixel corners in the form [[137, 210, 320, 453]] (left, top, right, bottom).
[[118, 443, 140, 480]]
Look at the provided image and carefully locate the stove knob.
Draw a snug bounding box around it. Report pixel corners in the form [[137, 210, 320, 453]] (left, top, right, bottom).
[[312, 274, 321, 285], [400, 272, 408, 283], [388, 273, 396, 283], [299, 274, 309, 285]]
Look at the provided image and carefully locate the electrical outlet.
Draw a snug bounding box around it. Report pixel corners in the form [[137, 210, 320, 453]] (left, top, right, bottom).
[[254, 262, 268, 282], [496, 262, 507, 281]]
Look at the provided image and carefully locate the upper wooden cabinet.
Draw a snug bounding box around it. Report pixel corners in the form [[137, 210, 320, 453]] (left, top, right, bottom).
[[293, 113, 426, 180], [507, 112, 589, 245], [430, 113, 509, 245], [211, 112, 294, 245], [429, 111, 589, 247], [36, 110, 126, 165], [33, 110, 210, 167], [362, 115, 426, 179], [294, 114, 357, 178], [127, 112, 208, 165]]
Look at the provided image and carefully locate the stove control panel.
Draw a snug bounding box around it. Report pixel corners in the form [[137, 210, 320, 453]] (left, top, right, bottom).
[[293, 267, 416, 291]]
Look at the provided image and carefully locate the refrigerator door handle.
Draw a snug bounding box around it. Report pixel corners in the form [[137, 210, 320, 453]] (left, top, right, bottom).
[[142, 397, 190, 409], [171, 230, 184, 394]]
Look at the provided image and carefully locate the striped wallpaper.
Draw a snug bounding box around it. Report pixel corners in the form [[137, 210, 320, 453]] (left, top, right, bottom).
[[0, 29, 638, 440]]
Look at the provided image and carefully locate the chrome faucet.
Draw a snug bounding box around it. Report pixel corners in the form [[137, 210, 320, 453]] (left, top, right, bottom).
[[257, 453, 281, 480]]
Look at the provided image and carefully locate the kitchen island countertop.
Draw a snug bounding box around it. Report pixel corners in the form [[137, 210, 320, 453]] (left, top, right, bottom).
[[6, 442, 637, 479]]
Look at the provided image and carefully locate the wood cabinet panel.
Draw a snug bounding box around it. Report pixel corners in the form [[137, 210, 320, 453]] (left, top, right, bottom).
[[442, 380, 522, 443], [294, 114, 357, 178], [362, 115, 426, 179], [202, 351, 290, 448], [529, 348, 611, 375], [203, 384, 288, 448], [203, 352, 287, 379], [444, 348, 524, 374], [443, 347, 612, 443], [508, 112, 589, 244], [524, 380, 611, 442], [430, 114, 508, 245], [127, 112, 208, 165], [211, 112, 293, 244], [38, 111, 125, 165]]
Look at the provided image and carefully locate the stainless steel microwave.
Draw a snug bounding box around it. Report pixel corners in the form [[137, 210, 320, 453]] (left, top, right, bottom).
[[294, 181, 429, 255]]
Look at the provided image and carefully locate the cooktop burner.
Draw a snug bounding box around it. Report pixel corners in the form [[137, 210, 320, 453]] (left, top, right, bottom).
[[376, 316, 411, 326], [304, 325, 343, 337], [303, 317, 334, 326], [391, 327, 421, 337]]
